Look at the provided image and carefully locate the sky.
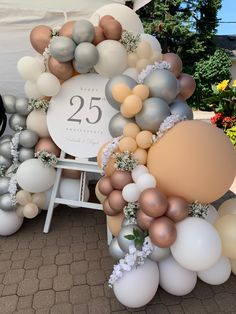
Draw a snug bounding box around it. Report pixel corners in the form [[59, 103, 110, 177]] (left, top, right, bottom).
[[217, 0, 236, 35]]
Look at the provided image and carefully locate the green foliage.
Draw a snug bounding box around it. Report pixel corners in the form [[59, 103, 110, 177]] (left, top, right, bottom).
[[125, 228, 148, 249], [226, 126, 236, 148]]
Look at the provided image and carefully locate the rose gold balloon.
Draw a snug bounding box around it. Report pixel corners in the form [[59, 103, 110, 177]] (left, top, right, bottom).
[[136, 209, 155, 230], [139, 188, 168, 218], [110, 170, 133, 190], [48, 57, 74, 81], [149, 217, 177, 248], [165, 196, 189, 222], [98, 176, 113, 196], [108, 190, 127, 213], [59, 20, 76, 37], [103, 20, 122, 40], [92, 26, 106, 45], [30, 25, 52, 54], [178, 73, 196, 100], [62, 169, 81, 180], [35, 137, 60, 157], [99, 15, 114, 28], [103, 198, 118, 216], [163, 53, 183, 77]]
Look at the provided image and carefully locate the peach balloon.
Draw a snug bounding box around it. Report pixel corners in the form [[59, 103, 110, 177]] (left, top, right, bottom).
[[132, 84, 150, 100], [35, 137, 60, 157], [136, 209, 155, 230], [133, 148, 147, 165], [105, 158, 116, 176], [165, 196, 189, 222], [123, 123, 140, 138], [107, 211, 125, 236], [48, 57, 74, 81], [92, 26, 106, 45], [30, 25, 52, 54], [98, 176, 113, 196], [178, 73, 196, 100], [112, 84, 132, 103], [103, 20, 122, 40], [110, 170, 133, 190], [122, 95, 143, 117], [108, 190, 127, 212], [59, 20, 76, 37], [118, 136, 137, 152], [136, 131, 153, 149], [139, 187, 168, 218], [147, 120, 236, 203], [95, 182, 106, 203], [99, 15, 114, 28], [103, 198, 118, 216], [149, 217, 177, 248], [163, 53, 183, 77]]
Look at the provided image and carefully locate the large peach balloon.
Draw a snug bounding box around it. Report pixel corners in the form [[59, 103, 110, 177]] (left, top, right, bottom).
[[59, 21, 76, 37], [147, 120, 236, 204], [48, 57, 74, 81], [178, 73, 196, 100], [30, 25, 52, 54], [107, 211, 125, 236], [35, 137, 60, 157]]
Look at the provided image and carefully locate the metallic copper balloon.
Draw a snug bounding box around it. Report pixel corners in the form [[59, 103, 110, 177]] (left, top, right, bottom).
[[139, 188, 168, 218], [163, 53, 183, 78], [92, 26, 106, 45], [98, 176, 114, 196], [48, 57, 74, 81], [136, 209, 155, 230], [103, 20, 122, 40], [178, 73, 196, 100], [35, 137, 60, 157], [165, 196, 189, 222], [108, 190, 127, 213], [149, 217, 177, 248], [30, 25, 52, 54], [59, 20, 76, 37], [103, 198, 118, 216], [110, 170, 133, 190], [99, 15, 114, 28]]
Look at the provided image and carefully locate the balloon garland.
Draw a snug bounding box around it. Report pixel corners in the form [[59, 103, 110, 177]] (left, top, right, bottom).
[[0, 3, 236, 309]]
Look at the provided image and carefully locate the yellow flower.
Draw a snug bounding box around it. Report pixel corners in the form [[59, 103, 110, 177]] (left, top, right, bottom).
[[216, 79, 229, 91], [232, 80, 236, 88]]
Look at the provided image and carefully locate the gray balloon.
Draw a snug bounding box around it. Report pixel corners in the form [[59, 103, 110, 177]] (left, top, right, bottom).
[[122, 218, 136, 227], [2, 95, 16, 114], [0, 177, 10, 196], [9, 114, 26, 131], [105, 75, 137, 110], [72, 59, 91, 74], [149, 244, 170, 262], [0, 155, 11, 168], [18, 147, 35, 162], [109, 237, 126, 260], [50, 36, 76, 62], [72, 20, 95, 44], [0, 193, 15, 211], [169, 99, 193, 120], [0, 141, 12, 159], [135, 97, 170, 133], [144, 69, 179, 104], [19, 129, 39, 148], [74, 42, 99, 68], [109, 113, 135, 137], [0, 135, 12, 145], [117, 224, 142, 253], [15, 97, 29, 116]]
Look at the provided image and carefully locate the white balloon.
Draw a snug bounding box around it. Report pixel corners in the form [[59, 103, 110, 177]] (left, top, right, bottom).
[[140, 34, 162, 52], [94, 40, 128, 78], [205, 205, 220, 224], [37, 73, 61, 96], [159, 255, 197, 296], [122, 183, 140, 203], [24, 81, 43, 99], [59, 178, 80, 202], [131, 165, 149, 183], [171, 217, 222, 271], [198, 256, 231, 285], [113, 258, 159, 308], [34, 55, 45, 72], [90, 3, 144, 34], [0, 209, 24, 236], [16, 159, 56, 193], [26, 109, 50, 137], [17, 56, 44, 81], [123, 68, 139, 81], [136, 173, 156, 192]]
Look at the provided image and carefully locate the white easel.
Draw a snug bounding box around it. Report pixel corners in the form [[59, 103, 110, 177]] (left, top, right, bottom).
[[43, 151, 112, 244]]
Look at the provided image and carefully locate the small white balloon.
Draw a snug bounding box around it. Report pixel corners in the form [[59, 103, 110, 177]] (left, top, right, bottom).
[[140, 34, 162, 52], [159, 255, 197, 296], [122, 183, 140, 203], [16, 159, 56, 193], [113, 258, 159, 308], [37, 73, 61, 96], [123, 68, 139, 81], [198, 256, 231, 285], [59, 178, 81, 207], [136, 173, 156, 192], [24, 81, 43, 99], [205, 205, 220, 224], [0, 209, 24, 236], [34, 55, 46, 72], [26, 109, 49, 137], [17, 56, 44, 81], [131, 165, 149, 183], [23, 203, 39, 219]]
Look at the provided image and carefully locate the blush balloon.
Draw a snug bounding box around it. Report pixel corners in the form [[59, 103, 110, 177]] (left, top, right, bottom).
[[30, 25, 52, 54], [92, 26, 106, 45], [99, 15, 115, 28], [139, 188, 168, 218], [178, 73, 196, 100], [103, 20, 122, 41], [163, 53, 183, 77], [103, 198, 118, 216], [165, 196, 189, 222], [35, 137, 60, 157], [98, 176, 114, 196], [136, 209, 155, 230], [110, 170, 133, 190], [59, 20, 76, 38], [48, 57, 74, 81], [149, 217, 177, 248], [108, 190, 127, 213]]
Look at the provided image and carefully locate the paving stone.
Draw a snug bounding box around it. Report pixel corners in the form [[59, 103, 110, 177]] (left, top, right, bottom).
[[193, 280, 214, 299], [39, 278, 53, 290], [55, 253, 73, 265], [15, 309, 35, 314], [0, 260, 11, 273], [146, 304, 169, 313], [89, 261, 100, 270], [41, 246, 58, 257], [87, 242, 98, 250], [0, 283, 4, 295], [33, 289, 55, 309], [91, 285, 104, 298], [73, 304, 88, 314], [214, 292, 236, 312], [88, 297, 111, 314], [38, 264, 57, 279], [58, 265, 70, 275], [85, 249, 101, 261], [24, 256, 43, 269], [73, 252, 85, 261], [202, 298, 221, 313], [3, 268, 24, 284], [168, 304, 184, 314], [57, 236, 72, 246], [159, 289, 182, 305], [51, 303, 73, 314], [17, 295, 33, 309], [110, 297, 126, 311], [55, 291, 69, 304], [70, 285, 91, 304], [35, 309, 50, 314], [1, 239, 18, 252], [0, 295, 18, 313], [29, 239, 45, 249], [11, 249, 30, 261], [30, 249, 42, 257], [2, 283, 18, 296], [17, 278, 39, 296], [83, 232, 99, 243], [24, 269, 38, 279], [43, 256, 55, 265], [70, 261, 88, 275], [87, 269, 106, 286], [100, 256, 114, 270], [11, 260, 24, 269], [73, 274, 87, 285], [0, 252, 12, 261], [58, 246, 70, 253], [18, 241, 30, 249], [181, 298, 206, 314], [53, 273, 73, 291], [71, 242, 86, 253]]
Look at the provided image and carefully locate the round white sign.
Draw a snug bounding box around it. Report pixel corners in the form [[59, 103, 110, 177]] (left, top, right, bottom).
[[47, 74, 117, 158]]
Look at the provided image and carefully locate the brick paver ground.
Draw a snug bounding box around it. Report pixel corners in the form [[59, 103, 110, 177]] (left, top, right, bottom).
[[0, 185, 236, 313]]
